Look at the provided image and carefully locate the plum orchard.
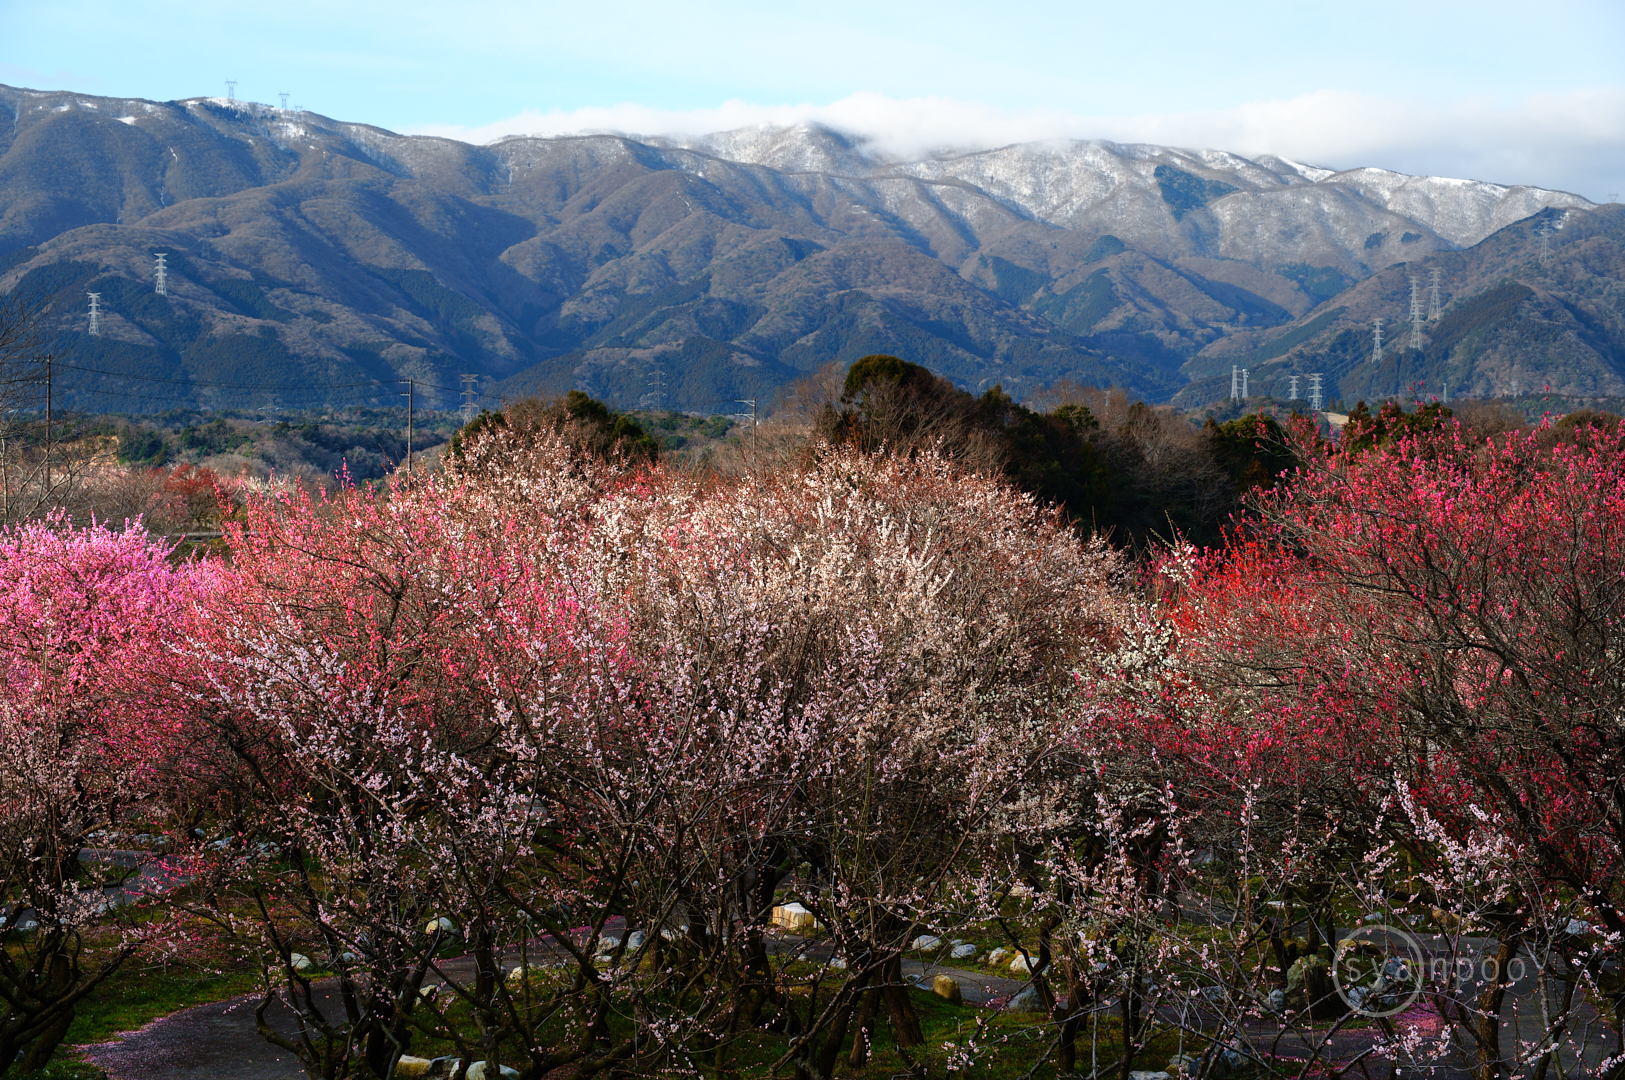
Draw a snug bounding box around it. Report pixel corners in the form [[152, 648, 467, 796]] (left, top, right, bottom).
[[4, 414, 1625, 1080]]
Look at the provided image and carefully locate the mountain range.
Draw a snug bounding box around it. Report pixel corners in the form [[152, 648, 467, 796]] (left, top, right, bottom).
[[0, 82, 1616, 414]]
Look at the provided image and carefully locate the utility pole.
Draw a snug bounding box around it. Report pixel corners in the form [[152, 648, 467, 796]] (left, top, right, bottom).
[[43, 353, 52, 498], [736, 398, 757, 465], [1309, 372, 1324, 412], [1371, 318, 1384, 364], [402, 378, 414, 478]]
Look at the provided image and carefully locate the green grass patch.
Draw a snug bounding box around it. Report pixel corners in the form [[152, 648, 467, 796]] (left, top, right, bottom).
[[66, 959, 263, 1047]]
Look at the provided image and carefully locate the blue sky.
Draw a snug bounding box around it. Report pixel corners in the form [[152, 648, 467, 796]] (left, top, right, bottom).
[[6, 0, 1623, 197]]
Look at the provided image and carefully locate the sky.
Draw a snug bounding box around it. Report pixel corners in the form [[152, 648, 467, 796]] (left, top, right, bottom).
[[5, 0, 1623, 199]]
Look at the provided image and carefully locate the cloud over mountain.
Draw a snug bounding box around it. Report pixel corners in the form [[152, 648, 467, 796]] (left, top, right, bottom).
[[410, 88, 1625, 203]]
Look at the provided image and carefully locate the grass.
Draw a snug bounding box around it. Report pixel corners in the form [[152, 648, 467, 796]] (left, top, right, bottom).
[[63, 958, 264, 1048], [4, 954, 265, 1080]]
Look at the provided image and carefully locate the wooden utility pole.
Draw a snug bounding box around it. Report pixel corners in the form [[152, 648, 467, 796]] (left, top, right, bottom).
[[42, 353, 51, 498]]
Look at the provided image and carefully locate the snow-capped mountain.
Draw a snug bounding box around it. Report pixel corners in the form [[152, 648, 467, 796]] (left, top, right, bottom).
[[0, 83, 1609, 412]]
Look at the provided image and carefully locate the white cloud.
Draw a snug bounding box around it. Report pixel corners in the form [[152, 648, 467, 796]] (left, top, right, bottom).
[[406, 88, 1625, 201]]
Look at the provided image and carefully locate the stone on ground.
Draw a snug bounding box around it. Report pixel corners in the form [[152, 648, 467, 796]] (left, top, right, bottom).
[[932, 974, 963, 1005]]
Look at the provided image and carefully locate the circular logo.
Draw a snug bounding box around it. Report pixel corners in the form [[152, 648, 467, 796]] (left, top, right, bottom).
[[1332, 924, 1426, 1017]]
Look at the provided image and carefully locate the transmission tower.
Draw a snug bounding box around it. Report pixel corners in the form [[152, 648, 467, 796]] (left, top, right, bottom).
[[646, 362, 667, 412], [1409, 275, 1425, 351], [1308, 373, 1324, 411], [278, 92, 290, 110], [1288, 374, 1301, 401], [1537, 223, 1552, 264], [153, 253, 168, 296], [1428, 268, 1442, 320], [225, 80, 238, 102], [1241, 368, 1249, 399], [458, 374, 480, 423], [87, 292, 101, 336], [1371, 318, 1384, 364]]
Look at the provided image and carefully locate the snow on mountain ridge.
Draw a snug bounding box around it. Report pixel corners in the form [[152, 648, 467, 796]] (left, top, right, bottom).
[[606, 122, 1592, 251]]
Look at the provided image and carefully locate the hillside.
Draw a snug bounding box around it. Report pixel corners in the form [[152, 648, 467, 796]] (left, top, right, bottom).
[[0, 83, 1600, 412], [1173, 204, 1625, 408]]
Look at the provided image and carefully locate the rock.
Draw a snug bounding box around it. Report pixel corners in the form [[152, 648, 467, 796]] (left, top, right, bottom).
[[1005, 984, 1046, 1013], [1267, 988, 1285, 1013], [950, 938, 965, 946], [1167, 1055, 1201, 1077], [395, 1057, 435, 1077], [950, 943, 978, 960], [626, 929, 647, 950], [771, 903, 819, 932], [288, 952, 312, 972], [417, 984, 440, 1003], [932, 974, 963, 1005], [828, 957, 848, 971], [427, 1059, 520, 1079], [986, 947, 1011, 966], [1566, 918, 1593, 936], [660, 926, 683, 941], [912, 934, 942, 952], [425, 916, 456, 935], [1129, 1072, 1172, 1080], [425, 1058, 520, 1071], [598, 935, 622, 951], [1009, 952, 1034, 974], [1286, 953, 1334, 1015], [507, 963, 551, 987]]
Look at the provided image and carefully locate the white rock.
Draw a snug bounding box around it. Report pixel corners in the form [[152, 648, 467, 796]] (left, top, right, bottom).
[[394, 1056, 434, 1078], [425, 916, 456, 935], [912, 934, 942, 952], [986, 947, 1011, 966], [950, 943, 978, 960], [1129, 1072, 1172, 1080], [828, 957, 848, 971], [427, 1059, 519, 1079], [288, 952, 312, 971], [771, 903, 818, 932], [1009, 953, 1034, 974], [626, 929, 647, 949], [1566, 918, 1593, 936], [598, 935, 621, 951]]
